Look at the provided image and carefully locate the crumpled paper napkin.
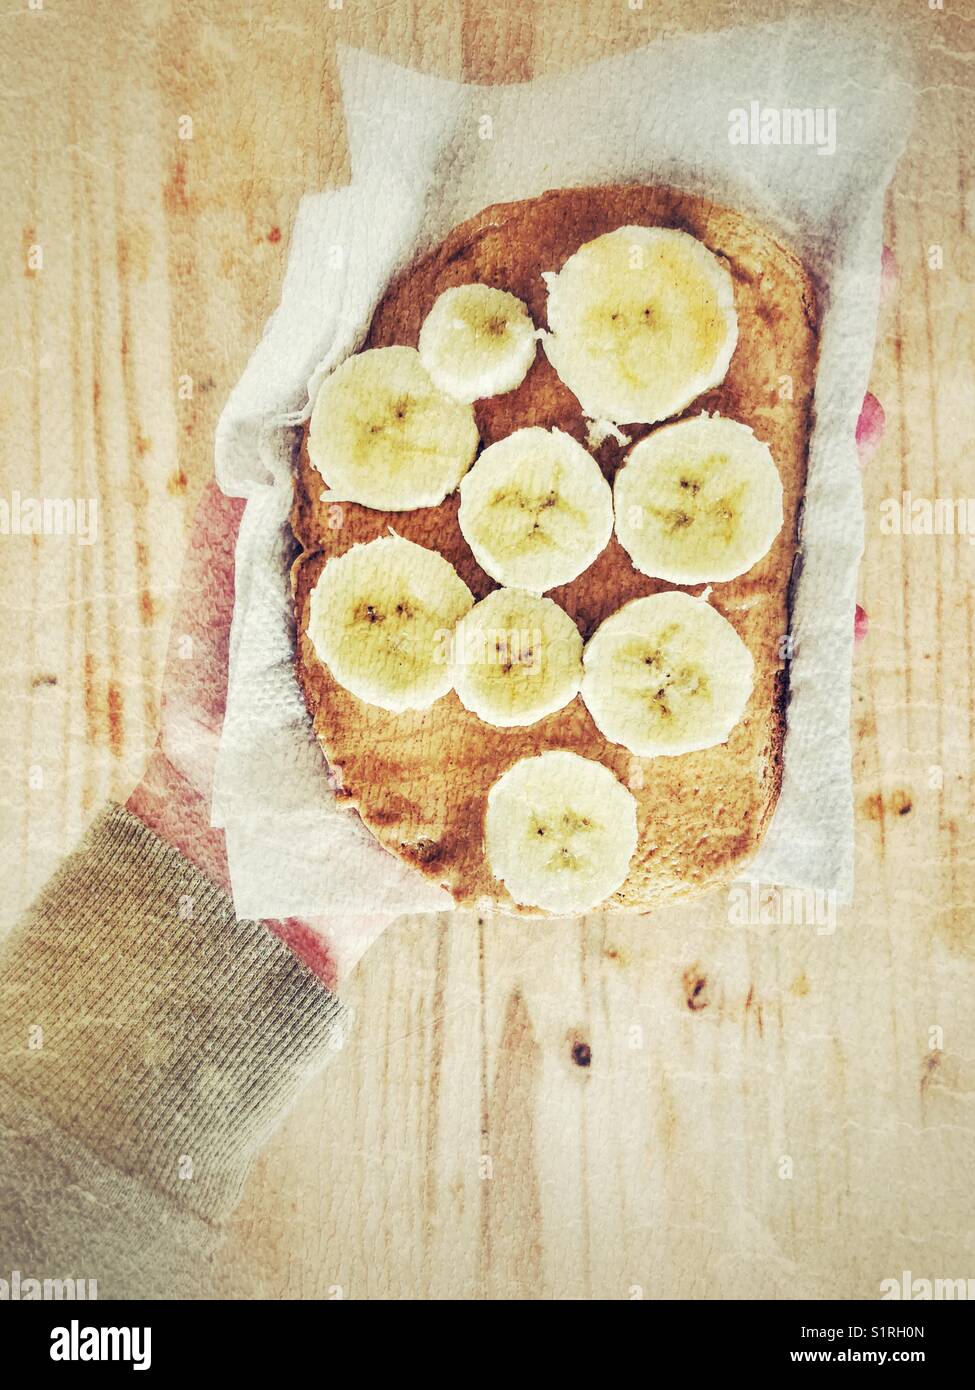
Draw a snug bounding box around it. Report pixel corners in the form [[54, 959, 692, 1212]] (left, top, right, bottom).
[[213, 19, 912, 919]]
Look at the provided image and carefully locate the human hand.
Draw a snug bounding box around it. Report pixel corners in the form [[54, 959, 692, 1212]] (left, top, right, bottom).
[[127, 482, 387, 989]]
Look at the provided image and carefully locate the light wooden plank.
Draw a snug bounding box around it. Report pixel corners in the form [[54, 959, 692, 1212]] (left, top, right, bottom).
[[0, 0, 972, 1300]]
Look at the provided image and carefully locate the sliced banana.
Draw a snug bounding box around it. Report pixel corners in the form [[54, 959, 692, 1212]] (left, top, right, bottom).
[[458, 427, 613, 593], [308, 346, 478, 511], [307, 534, 473, 713], [418, 284, 537, 403], [485, 750, 638, 914], [542, 226, 738, 425], [451, 588, 583, 728], [614, 414, 783, 583], [581, 591, 754, 757]]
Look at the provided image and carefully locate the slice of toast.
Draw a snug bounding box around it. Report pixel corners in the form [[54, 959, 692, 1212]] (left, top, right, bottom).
[[292, 185, 818, 913]]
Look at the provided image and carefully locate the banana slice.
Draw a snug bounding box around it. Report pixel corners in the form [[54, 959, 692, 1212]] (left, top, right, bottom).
[[485, 750, 638, 914], [418, 284, 537, 403], [308, 346, 478, 511], [458, 427, 613, 592], [581, 591, 754, 757], [307, 534, 473, 713], [542, 226, 738, 425], [614, 414, 783, 583], [452, 588, 583, 728]]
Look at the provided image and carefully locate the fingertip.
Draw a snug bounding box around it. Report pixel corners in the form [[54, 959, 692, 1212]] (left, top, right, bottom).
[[856, 391, 886, 466], [854, 603, 869, 644]]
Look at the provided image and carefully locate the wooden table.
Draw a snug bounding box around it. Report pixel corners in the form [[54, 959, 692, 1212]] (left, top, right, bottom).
[[2, 0, 973, 1299]]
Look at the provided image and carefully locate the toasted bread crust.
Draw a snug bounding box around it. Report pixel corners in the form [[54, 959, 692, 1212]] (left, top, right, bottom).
[[292, 185, 817, 912]]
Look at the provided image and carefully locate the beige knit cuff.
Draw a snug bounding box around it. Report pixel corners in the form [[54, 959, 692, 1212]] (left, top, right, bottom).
[[0, 805, 348, 1222]]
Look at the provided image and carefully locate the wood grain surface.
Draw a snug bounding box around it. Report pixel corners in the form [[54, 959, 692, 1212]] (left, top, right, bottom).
[[2, 0, 973, 1299]]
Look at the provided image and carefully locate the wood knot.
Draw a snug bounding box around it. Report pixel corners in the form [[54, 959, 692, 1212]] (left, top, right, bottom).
[[682, 966, 711, 1012]]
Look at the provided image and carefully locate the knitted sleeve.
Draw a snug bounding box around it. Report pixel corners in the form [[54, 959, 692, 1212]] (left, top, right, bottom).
[[0, 805, 348, 1299]]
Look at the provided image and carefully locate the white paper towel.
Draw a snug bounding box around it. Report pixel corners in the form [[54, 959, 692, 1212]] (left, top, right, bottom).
[[213, 18, 913, 920]]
